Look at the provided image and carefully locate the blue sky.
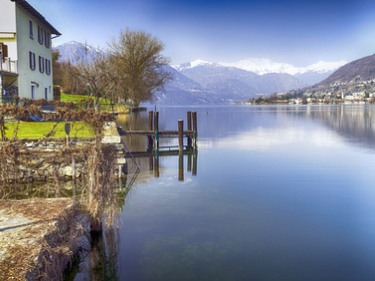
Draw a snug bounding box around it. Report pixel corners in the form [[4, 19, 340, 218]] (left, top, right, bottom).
[[28, 0, 375, 66]]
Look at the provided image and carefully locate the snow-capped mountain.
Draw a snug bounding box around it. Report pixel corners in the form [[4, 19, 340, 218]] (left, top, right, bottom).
[[220, 58, 347, 76], [175, 60, 305, 100], [302, 60, 347, 74], [54, 41, 103, 64], [220, 58, 298, 75], [175, 59, 217, 71]]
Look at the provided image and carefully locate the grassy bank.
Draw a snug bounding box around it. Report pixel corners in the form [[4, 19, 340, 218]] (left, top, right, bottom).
[[5, 122, 94, 139]]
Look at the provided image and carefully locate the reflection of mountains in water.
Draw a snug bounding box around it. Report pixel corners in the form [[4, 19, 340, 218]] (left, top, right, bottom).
[[305, 105, 375, 149]]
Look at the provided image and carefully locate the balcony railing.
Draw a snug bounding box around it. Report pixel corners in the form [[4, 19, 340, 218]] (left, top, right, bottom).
[[0, 58, 18, 74]]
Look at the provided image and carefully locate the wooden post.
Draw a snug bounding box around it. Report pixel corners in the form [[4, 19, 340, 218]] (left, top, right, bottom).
[[148, 111, 154, 131], [187, 111, 192, 148], [178, 151, 184, 181], [154, 111, 159, 152], [153, 111, 159, 176], [147, 111, 154, 151], [192, 112, 198, 148], [178, 119, 184, 151]]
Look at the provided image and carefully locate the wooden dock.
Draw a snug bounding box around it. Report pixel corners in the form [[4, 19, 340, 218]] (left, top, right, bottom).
[[118, 111, 198, 152], [118, 111, 198, 183]]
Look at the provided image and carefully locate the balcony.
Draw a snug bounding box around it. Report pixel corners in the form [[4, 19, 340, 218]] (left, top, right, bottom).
[[1, 58, 18, 75]]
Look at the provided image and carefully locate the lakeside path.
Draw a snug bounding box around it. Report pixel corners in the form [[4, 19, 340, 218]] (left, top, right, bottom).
[[0, 198, 90, 280]]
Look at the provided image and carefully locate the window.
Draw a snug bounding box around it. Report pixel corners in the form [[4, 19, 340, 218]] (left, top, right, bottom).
[[44, 30, 50, 48], [45, 88, 48, 100], [29, 52, 35, 70], [39, 56, 45, 73], [31, 84, 36, 99], [38, 26, 43, 45], [29, 20, 33, 39], [45, 59, 51, 75]]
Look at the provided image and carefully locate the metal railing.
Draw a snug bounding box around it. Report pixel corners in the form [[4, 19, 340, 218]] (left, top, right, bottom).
[[0, 58, 18, 74]]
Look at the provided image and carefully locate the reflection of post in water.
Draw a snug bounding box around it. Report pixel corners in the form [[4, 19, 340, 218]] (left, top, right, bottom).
[[193, 149, 198, 176], [148, 155, 153, 171], [145, 150, 198, 181], [178, 151, 184, 181], [154, 151, 160, 178], [178, 150, 198, 181], [187, 153, 192, 172]]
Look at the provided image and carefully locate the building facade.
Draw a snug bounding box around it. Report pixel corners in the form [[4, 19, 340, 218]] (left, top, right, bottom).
[[0, 0, 60, 102]]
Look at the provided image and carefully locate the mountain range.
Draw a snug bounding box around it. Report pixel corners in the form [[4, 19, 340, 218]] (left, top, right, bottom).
[[55, 41, 347, 105]]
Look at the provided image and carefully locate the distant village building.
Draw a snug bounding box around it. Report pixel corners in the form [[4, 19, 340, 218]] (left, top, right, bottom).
[[0, 0, 60, 103]]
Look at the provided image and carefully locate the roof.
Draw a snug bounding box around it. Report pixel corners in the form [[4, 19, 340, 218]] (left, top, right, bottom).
[[11, 0, 61, 36]]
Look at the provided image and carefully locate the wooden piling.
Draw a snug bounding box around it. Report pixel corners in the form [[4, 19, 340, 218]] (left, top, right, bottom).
[[148, 111, 154, 131], [187, 111, 192, 148], [154, 111, 159, 151], [147, 111, 154, 151], [178, 119, 184, 151], [192, 112, 198, 148]]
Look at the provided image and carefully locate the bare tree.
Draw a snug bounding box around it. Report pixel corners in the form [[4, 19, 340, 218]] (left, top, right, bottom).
[[52, 51, 86, 95], [110, 29, 171, 108], [72, 53, 117, 111]]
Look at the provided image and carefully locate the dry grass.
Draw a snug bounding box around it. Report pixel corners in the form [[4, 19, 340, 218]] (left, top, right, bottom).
[[0, 199, 85, 281]]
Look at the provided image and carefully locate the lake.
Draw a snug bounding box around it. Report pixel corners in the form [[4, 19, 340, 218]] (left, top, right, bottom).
[[71, 104, 375, 281]]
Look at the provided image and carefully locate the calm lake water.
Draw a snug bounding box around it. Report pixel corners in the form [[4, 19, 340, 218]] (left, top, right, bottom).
[[72, 105, 375, 281]]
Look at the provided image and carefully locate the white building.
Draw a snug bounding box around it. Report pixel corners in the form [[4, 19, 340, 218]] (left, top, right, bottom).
[[0, 0, 60, 103]]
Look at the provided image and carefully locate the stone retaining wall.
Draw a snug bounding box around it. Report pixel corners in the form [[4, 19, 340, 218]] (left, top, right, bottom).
[[2, 122, 126, 183]]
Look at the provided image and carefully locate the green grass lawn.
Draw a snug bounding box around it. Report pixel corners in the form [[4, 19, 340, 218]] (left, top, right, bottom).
[[60, 92, 93, 103], [60, 92, 129, 113], [4, 121, 94, 139]]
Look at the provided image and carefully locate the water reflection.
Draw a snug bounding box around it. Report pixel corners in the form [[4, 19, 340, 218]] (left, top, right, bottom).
[[72, 105, 375, 281], [117, 106, 375, 281]]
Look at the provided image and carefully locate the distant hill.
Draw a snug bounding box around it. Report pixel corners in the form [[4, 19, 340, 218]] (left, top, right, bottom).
[[152, 65, 220, 105], [285, 54, 375, 99], [317, 54, 375, 86]]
